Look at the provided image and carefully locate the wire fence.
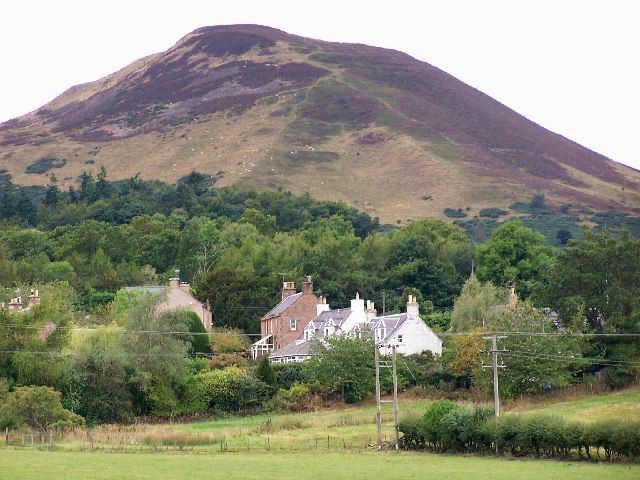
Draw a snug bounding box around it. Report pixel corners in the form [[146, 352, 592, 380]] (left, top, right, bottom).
[[1, 427, 399, 452]]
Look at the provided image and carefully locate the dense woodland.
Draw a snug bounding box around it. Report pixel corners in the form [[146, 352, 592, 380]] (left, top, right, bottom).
[[0, 168, 639, 430]]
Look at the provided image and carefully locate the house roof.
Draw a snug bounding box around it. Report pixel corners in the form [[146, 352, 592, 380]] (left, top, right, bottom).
[[307, 308, 352, 331], [262, 292, 303, 320], [270, 340, 312, 359], [371, 313, 408, 342]]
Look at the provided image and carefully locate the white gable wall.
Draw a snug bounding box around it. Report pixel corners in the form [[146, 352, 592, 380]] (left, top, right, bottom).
[[378, 317, 442, 356]]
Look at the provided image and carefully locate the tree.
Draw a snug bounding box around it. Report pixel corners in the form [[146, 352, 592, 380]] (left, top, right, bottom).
[[239, 208, 277, 236], [475, 221, 556, 298], [477, 304, 584, 397], [43, 175, 61, 207], [256, 355, 277, 391], [450, 275, 502, 331], [193, 267, 276, 333], [556, 228, 573, 246], [536, 231, 640, 384], [306, 336, 375, 403], [448, 333, 484, 386], [0, 386, 84, 432], [529, 194, 546, 210]]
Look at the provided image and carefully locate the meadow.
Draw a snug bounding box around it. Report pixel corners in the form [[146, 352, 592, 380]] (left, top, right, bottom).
[[2, 449, 640, 480]]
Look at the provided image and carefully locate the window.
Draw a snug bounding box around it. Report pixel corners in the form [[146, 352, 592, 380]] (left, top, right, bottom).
[[290, 318, 297, 331], [397, 334, 403, 343]]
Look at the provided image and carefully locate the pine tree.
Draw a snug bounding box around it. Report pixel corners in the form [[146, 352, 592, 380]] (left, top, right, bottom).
[[256, 354, 277, 390]]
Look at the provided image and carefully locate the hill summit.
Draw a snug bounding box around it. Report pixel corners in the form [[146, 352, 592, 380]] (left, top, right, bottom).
[[1, 24, 638, 222]]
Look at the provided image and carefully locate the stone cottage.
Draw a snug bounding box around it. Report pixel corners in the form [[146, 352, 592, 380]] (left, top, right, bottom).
[[126, 273, 212, 331]]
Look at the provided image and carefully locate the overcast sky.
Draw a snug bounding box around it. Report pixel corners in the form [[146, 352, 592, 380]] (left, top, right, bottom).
[[2, 0, 638, 169]]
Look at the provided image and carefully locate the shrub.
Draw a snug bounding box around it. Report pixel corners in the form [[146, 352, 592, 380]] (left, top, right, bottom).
[[182, 367, 270, 414], [478, 208, 508, 218], [273, 363, 305, 389], [399, 414, 424, 449], [422, 400, 463, 449], [0, 386, 85, 432]]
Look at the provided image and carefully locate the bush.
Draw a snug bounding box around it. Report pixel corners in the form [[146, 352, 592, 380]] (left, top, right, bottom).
[[182, 367, 270, 414], [422, 400, 463, 449], [404, 404, 640, 462], [0, 386, 85, 432]]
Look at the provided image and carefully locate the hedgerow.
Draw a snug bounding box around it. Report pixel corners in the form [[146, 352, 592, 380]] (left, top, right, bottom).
[[399, 400, 640, 462]]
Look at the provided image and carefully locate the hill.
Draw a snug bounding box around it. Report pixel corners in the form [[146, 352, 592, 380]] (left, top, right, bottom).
[[1, 25, 639, 223]]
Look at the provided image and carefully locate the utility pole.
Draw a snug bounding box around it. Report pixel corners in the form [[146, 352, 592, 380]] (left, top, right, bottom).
[[374, 343, 400, 449], [482, 335, 507, 416], [374, 343, 382, 449], [391, 345, 399, 450]]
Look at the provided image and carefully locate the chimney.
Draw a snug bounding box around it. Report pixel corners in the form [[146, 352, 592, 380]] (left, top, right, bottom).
[[28, 289, 40, 308], [282, 281, 296, 301], [8, 296, 22, 311], [180, 282, 190, 292], [170, 269, 180, 289], [316, 296, 330, 316], [406, 294, 420, 317], [366, 300, 377, 320], [508, 284, 518, 308], [351, 292, 365, 312], [301, 275, 313, 295]]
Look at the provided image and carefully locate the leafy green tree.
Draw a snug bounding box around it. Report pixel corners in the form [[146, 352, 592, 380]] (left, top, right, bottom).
[[450, 275, 502, 331], [476, 221, 556, 298], [194, 267, 276, 333], [43, 175, 61, 207], [536, 231, 640, 384], [256, 354, 277, 390], [306, 336, 375, 403], [477, 304, 584, 397], [0, 386, 85, 432], [240, 208, 277, 236]]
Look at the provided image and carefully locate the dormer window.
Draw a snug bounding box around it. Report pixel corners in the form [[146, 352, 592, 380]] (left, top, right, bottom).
[[376, 328, 387, 342], [304, 328, 314, 340], [290, 318, 297, 331], [324, 326, 335, 337]]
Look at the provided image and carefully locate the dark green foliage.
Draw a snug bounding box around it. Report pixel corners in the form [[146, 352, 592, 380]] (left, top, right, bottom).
[[478, 208, 508, 218], [476, 220, 556, 298], [400, 405, 640, 461], [536, 231, 640, 383], [307, 337, 375, 403], [556, 228, 573, 246], [443, 208, 467, 218], [273, 363, 305, 389], [256, 355, 277, 390], [25, 157, 66, 174], [0, 386, 85, 432]]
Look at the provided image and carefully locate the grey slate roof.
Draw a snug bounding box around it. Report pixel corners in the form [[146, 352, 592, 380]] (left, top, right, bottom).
[[270, 340, 312, 359], [371, 313, 408, 342], [263, 292, 303, 319], [306, 308, 352, 333]]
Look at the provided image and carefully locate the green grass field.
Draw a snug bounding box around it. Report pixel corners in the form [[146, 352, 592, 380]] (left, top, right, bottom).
[[1, 449, 639, 480], [520, 385, 640, 422], [2, 385, 639, 478]]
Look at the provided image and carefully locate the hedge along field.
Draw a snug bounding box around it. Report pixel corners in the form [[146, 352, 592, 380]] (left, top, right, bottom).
[[2, 449, 639, 480]]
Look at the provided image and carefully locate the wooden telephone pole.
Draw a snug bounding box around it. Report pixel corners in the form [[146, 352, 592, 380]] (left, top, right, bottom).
[[483, 335, 507, 416], [375, 343, 399, 449]]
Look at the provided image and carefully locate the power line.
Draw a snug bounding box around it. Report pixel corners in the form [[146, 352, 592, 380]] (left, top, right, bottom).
[[504, 350, 640, 367], [3, 323, 640, 338]]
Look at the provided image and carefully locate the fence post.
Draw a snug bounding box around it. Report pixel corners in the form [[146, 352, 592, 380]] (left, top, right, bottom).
[[327, 435, 330, 449], [4, 427, 8, 445]]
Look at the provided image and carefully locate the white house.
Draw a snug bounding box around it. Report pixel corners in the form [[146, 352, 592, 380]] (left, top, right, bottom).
[[269, 293, 442, 363], [372, 295, 442, 356]]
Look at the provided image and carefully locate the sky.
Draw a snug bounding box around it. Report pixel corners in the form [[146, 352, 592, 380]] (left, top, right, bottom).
[[1, 0, 639, 169]]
